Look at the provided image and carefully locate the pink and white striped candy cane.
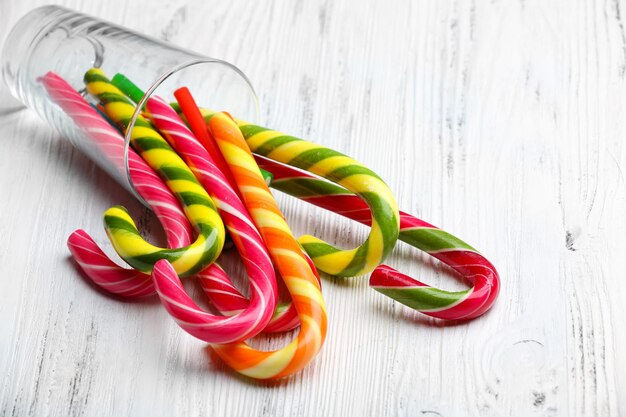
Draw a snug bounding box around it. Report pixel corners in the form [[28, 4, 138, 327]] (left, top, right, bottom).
[[141, 95, 280, 343], [45, 73, 293, 336], [67, 230, 156, 298], [41, 72, 193, 297], [198, 247, 320, 333], [194, 153, 497, 322]]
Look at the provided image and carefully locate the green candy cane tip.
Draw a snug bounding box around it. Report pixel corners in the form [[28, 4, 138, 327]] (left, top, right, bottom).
[[373, 286, 471, 311], [111, 73, 145, 104]]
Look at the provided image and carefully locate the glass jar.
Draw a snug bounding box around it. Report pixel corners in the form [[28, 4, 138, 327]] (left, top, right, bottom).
[[1, 5, 259, 203]]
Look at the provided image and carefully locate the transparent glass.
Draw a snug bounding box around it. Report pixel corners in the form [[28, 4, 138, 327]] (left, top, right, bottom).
[[1, 5, 259, 203]]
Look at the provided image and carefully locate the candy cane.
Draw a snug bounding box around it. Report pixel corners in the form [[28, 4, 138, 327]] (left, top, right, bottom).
[[242, 125, 401, 277], [175, 107, 497, 320], [170, 90, 327, 378], [46, 73, 273, 313], [162, 83, 323, 333], [253, 156, 499, 319], [110, 73, 315, 334], [42, 72, 192, 248], [66, 230, 157, 297], [102, 74, 280, 343], [177, 104, 499, 319], [194, 155, 498, 320], [173, 108, 400, 278], [40, 72, 193, 296], [83, 68, 225, 277], [198, 250, 321, 333], [45, 72, 309, 331]]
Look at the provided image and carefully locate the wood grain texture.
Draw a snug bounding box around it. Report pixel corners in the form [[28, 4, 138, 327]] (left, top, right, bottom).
[[0, 0, 624, 415]]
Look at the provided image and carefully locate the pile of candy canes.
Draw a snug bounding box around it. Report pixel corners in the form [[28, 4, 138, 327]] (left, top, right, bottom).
[[41, 68, 500, 380]]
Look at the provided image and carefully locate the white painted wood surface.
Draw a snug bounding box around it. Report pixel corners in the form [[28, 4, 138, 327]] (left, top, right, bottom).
[[1, 0, 624, 415]]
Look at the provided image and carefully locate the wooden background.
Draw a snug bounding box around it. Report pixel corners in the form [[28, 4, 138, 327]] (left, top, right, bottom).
[[1, 0, 624, 416]]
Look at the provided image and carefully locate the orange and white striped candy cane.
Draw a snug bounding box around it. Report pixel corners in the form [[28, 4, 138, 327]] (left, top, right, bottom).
[[154, 89, 327, 379]]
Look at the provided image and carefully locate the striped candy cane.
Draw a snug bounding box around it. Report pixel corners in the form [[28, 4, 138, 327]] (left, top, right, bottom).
[[104, 74, 279, 343], [255, 156, 499, 319], [42, 72, 192, 248], [47, 73, 275, 313], [240, 123, 399, 278], [47, 72, 313, 332], [195, 155, 498, 320], [173, 90, 327, 378], [169, 85, 322, 333], [83, 68, 225, 277], [174, 108, 400, 278], [68, 230, 157, 298], [177, 107, 498, 320], [41, 72, 193, 296], [111, 73, 316, 334], [197, 248, 321, 333]]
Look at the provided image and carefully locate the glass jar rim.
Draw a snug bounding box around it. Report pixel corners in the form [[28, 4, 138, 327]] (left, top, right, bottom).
[[123, 58, 260, 206]]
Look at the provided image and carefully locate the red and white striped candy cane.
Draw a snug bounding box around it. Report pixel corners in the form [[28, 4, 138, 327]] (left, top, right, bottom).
[[41, 72, 192, 297], [46, 73, 304, 334], [134, 93, 280, 343], [254, 156, 499, 320], [186, 156, 498, 321]]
